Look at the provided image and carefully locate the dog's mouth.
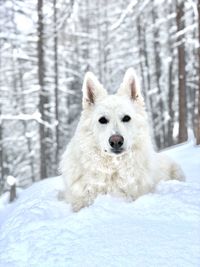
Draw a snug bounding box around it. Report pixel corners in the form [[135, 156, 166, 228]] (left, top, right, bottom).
[[104, 148, 125, 156], [111, 148, 124, 154]]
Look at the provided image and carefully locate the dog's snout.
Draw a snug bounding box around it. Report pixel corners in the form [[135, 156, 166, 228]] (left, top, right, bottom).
[[109, 135, 124, 149]]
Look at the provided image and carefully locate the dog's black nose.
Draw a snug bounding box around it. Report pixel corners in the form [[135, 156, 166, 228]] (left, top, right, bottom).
[[109, 135, 124, 149]]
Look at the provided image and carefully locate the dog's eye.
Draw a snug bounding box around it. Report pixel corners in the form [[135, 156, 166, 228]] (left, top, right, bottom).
[[99, 117, 109, 124], [122, 115, 131, 122]]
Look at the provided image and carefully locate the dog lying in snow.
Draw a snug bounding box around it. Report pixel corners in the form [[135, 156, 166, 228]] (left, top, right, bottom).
[[60, 68, 185, 212]]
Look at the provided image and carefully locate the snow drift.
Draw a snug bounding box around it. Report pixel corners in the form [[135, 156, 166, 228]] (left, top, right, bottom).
[[0, 141, 200, 267]]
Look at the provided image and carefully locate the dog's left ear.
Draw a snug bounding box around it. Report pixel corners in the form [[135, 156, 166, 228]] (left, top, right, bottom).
[[118, 68, 144, 103], [82, 72, 107, 109]]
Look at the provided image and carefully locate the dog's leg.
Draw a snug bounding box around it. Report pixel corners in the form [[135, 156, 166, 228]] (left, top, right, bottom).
[[71, 195, 93, 212], [68, 179, 100, 212], [170, 161, 185, 181], [154, 153, 185, 183]]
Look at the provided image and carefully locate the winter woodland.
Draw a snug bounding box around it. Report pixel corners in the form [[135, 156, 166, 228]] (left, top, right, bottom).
[[0, 0, 200, 194]]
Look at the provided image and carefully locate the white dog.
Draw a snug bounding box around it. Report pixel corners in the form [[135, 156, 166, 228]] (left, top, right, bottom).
[[60, 68, 185, 212]]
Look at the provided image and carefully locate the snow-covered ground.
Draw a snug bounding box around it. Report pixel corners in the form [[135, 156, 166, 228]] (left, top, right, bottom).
[[0, 141, 200, 267]]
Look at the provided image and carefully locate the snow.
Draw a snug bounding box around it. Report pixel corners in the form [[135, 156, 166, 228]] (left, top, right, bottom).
[[6, 176, 17, 186], [0, 141, 200, 267], [0, 112, 58, 130]]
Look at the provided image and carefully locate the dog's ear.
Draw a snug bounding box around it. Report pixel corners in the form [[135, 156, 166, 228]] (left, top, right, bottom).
[[118, 68, 143, 103], [82, 72, 107, 109]]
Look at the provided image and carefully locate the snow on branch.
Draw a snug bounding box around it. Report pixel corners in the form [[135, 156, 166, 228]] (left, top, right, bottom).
[[7, 176, 16, 187], [0, 113, 58, 130], [110, 0, 150, 31]]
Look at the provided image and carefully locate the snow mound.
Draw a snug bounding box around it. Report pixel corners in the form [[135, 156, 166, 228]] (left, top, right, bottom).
[[0, 142, 200, 267]]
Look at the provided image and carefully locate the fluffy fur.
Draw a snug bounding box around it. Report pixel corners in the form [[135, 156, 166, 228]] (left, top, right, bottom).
[[60, 68, 185, 212]]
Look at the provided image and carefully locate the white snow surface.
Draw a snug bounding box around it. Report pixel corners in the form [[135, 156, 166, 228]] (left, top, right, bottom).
[[0, 141, 200, 267]]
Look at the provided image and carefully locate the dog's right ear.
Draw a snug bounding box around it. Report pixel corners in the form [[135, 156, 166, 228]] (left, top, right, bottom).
[[118, 68, 144, 105], [82, 72, 107, 109]]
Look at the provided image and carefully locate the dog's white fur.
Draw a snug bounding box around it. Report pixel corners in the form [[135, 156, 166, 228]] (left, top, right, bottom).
[[60, 68, 185, 212]]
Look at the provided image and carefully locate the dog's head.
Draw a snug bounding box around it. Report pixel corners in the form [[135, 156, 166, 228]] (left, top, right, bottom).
[[81, 68, 148, 156]]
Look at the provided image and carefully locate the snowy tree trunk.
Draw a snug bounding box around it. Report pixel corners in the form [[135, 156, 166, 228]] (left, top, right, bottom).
[[137, 16, 145, 95], [176, 0, 188, 143], [0, 108, 4, 192], [168, 60, 175, 146], [9, 184, 16, 203], [0, 36, 4, 189], [196, 0, 200, 145], [53, 0, 59, 163], [167, 2, 175, 147], [38, 0, 47, 179], [102, 0, 108, 86], [137, 15, 155, 146], [19, 63, 35, 183], [152, 1, 165, 148]]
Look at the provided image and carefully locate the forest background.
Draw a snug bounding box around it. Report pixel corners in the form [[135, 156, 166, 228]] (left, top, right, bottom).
[[0, 0, 199, 194]]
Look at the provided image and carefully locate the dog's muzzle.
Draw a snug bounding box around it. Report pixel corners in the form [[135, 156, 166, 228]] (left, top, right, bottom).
[[109, 134, 124, 154]]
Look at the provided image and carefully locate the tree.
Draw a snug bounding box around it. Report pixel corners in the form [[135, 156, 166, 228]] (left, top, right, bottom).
[[151, 0, 165, 148], [0, 107, 4, 194], [53, 0, 59, 164], [38, 0, 48, 179], [176, 0, 188, 143], [166, 1, 176, 147], [196, 0, 200, 144]]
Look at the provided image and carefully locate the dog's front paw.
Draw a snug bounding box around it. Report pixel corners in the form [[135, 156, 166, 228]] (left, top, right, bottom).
[[70, 184, 98, 212], [71, 198, 90, 212]]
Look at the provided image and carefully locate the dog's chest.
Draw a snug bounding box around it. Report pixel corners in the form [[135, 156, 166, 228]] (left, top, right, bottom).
[[94, 157, 137, 194], [86, 150, 146, 194]]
